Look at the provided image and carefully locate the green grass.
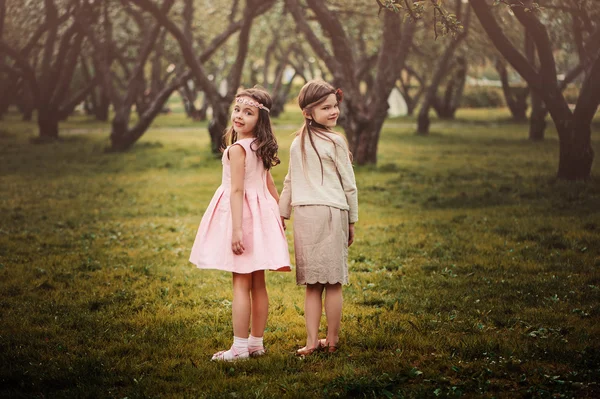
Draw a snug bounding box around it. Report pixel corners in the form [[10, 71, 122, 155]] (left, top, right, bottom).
[[1, 106, 599, 398]]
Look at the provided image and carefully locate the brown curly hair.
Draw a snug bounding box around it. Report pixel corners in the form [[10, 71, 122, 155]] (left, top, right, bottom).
[[222, 87, 280, 170]]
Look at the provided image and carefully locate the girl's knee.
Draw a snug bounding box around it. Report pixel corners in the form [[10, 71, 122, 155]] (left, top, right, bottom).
[[251, 270, 266, 288], [233, 273, 253, 290], [306, 283, 325, 294]]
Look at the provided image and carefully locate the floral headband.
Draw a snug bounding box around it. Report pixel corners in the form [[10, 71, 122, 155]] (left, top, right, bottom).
[[236, 97, 270, 113]]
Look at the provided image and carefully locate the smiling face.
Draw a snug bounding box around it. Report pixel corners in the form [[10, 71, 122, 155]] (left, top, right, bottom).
[[231, 96, 260, 137], [305, 93, 339, 128]]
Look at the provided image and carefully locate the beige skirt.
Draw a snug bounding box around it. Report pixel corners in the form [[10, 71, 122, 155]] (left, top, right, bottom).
[[293, 205, 349, 285]]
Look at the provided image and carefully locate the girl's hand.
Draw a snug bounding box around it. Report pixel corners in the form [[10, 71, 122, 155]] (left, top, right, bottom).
[[281, 216, 287, 231], [348, 223, 355, 247], [232, 228, 245, 255]]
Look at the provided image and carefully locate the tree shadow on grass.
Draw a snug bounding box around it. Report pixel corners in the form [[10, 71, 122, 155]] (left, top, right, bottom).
[[425, 173, 599, 208], [380, 128, 562, 150], [378, 162, 600, 218], [1, 133, 218, 180]]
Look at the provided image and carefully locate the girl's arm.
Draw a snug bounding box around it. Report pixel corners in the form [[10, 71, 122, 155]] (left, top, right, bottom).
[[229, 144, 246, 255], [333, 138, 358, 225], [266, 170, 280, 203], [279, 161, 292, 220]]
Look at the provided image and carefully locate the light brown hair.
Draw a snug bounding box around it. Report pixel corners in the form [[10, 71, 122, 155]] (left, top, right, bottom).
[[297, 80, 350, 181]]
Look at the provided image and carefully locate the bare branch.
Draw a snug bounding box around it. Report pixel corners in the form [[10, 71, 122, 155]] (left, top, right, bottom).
[[0, 40, 40, 100]]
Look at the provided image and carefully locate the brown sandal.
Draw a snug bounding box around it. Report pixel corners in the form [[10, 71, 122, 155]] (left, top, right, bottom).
[[296, 346, 319, 357], [318, 339, 339, 353]]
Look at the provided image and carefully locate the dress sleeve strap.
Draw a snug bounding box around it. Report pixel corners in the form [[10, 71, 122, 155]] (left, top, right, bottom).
[[236, 138, 257, 159]]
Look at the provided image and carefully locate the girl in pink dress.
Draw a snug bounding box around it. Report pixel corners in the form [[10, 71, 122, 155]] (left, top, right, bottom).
[[189, 88, 290, 361]]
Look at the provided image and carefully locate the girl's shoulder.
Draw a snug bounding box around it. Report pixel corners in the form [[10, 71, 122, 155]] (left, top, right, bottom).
[[234, 137, 255, 144], [320, 130, 348, 148], [230, 137, 256, 151], [323, 129, 343, 139], [226, 138, 257, 161], [290, 135, 301, 148]]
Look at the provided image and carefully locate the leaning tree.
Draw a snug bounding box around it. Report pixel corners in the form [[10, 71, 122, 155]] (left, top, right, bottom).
[[469, 0, 600, 179], [285, 0, 416, 165], [129, 0, 277, 154], [384, 0, 599, 179], [523, 2, 600, 141], [78, 0, 189, 151], [417, 0, 471, 134], [0, 0, 98, 140]]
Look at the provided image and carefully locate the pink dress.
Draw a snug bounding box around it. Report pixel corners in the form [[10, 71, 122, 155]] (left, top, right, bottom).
[[189, 138, 291, 273]]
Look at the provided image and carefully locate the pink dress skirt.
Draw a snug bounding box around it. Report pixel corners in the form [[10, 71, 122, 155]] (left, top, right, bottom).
[[189, 138, 291, 273]]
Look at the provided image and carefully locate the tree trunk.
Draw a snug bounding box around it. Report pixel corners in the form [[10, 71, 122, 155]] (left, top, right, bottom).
[[523, 28, 546, 140], [528, 92, 546, 141], [109, 114, 131, 151], [270, 74, 295, 118], [15, 81, 35, 121], [17, 89, 35, 121], [496, 59, 529, 122], [417, 46, 463, 132], [268, 61, 291, 118], [0, 80, 12, 119], [22, 108, 34, 121], [545, 85, 594, 179], [37, 110, 59, 140], [512, 88, 529, 121], [180, 84, 201, 119], [197, 94, 208, 121], [341, 104, 387, 164], [349, 113, 387, 164], [270, 93, 286, 118], [435, 57, 467, 120], [208, 103, 229, 154], [84, 96, 94, 115], [96, 89, 110, 121], [416, 107, 431, 135], [398, 67, 425, 117], [352, 127, 381, 164], [556, 121, 593, 180]]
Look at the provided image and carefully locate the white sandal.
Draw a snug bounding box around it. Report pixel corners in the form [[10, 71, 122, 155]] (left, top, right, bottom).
[[248, 346, 266, 358], [211, 346, 249, 362]]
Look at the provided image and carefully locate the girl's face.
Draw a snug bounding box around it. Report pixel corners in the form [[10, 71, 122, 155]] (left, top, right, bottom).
[[231, 96, 260, 137], [308, 93, 339, 128]]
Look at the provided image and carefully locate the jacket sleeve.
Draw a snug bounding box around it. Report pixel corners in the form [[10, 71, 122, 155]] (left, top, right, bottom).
[[333, 138, 358, 223]]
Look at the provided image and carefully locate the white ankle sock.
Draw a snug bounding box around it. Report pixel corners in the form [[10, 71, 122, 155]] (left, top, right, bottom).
[[248, 335, 263, 348], [233, 336, 249, 353]]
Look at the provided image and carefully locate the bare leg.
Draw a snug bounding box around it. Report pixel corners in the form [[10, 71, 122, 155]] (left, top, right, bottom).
[[324, 283, 343, 347], [250, 270, 268, 337], [232, 272, 252, 338], [211, 273, 252, 361], [304, 283, 324, 349]]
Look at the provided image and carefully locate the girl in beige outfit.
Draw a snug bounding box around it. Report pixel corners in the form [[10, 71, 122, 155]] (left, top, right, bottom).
[[279, 80, 358, 356]]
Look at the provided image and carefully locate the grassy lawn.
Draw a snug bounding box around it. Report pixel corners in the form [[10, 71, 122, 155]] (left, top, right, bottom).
[[0, 106, 599, 398]]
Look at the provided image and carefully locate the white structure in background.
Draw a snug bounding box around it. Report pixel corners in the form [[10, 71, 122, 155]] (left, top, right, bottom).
[[284, 67, 296, 84], [467, 76, 502, 87], [387, 87, 408, 117], [219, 80, 228, 96]]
